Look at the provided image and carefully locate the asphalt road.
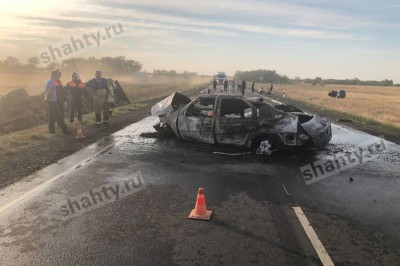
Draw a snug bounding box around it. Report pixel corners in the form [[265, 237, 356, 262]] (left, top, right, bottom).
[[1, 85, 399, 265]]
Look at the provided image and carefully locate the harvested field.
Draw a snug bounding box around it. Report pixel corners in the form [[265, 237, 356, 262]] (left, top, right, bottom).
[[263, 84, 400, 128]]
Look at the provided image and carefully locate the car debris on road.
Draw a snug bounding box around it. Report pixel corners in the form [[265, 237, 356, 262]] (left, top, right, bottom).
[[151, 93, 332, 152]]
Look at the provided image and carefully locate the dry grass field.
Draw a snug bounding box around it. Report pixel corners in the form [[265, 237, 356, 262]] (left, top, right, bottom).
[[264, 83, 400, 129], [0, 72, 210, 97]]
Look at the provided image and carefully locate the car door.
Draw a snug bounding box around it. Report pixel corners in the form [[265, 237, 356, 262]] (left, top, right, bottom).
[[178, 97, 216, 144], [215, 97, 258, 146]]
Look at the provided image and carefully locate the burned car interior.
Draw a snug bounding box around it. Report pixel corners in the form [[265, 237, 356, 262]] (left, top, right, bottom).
[[151, 93, 332, 153]]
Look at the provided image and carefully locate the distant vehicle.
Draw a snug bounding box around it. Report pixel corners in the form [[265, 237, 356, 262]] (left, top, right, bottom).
[[217, 72, 226, 84], [151, 93, 332, 152], [328, 90, 346, 98]]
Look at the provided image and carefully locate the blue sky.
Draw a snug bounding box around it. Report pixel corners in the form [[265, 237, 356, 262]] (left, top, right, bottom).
[[1, 0, 399, 82]]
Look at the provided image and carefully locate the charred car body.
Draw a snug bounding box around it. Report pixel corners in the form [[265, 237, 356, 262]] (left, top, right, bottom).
[[151, 93, 332, 151], [328, 90, 346, 98]]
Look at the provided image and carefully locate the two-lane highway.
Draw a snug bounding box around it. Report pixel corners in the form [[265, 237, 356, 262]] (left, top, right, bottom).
[[1, 86, 399, 265]]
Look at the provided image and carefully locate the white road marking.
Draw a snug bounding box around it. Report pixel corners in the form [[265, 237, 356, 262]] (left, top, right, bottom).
[[280, 183, 290, 196], [0, 144, 115, 216], [293, 207, 334, 266]]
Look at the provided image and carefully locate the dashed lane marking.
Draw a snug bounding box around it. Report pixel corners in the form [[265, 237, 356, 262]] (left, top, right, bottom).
[[293, 206, 334, 266]]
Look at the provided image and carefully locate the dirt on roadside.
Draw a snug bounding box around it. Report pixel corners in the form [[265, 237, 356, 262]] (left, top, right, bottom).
[[0, 89, 202, 190]]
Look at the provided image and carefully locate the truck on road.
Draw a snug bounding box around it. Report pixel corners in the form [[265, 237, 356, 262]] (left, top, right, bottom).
[[216, 72, 226, 84]]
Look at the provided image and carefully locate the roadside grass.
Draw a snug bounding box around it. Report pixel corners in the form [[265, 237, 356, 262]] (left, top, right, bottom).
[[119, 82, 209, 102], [0, 102, 148, 154], [0, 82, 210, 154], [256, 83, 400, 129]]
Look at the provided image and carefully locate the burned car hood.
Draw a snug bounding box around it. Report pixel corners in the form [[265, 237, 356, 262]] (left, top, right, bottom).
[[300, 114, 332, 149], [151, 92, 191, 118]]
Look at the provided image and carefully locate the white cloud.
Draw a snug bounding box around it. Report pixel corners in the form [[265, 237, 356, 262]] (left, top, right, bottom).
[[97, 0, 367, 30]]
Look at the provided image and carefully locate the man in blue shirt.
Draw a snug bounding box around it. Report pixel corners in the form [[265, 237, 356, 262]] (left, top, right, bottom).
[[86, 71, 110, 127], [45, 70, 70, 134]]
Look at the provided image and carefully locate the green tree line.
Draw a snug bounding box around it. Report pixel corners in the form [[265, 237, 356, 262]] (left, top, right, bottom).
[[234, 69, 397, 86], [0, 56, 142, 76], [234, 69, 291, 84]]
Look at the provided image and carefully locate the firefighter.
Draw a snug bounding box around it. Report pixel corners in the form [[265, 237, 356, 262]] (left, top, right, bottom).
[[66, 72, 85, 123], [44, 70, 70, 134], [85, 71, 110, 127]]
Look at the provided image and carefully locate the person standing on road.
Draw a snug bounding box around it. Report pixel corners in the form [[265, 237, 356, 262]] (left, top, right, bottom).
[[241, 80, 246, 96], [268, 81, 274, 95], [66, 72, 85, 124], [44, 70, 70, 134], [223, 79, 228, 92], [232, 79, 235, 91], [86, 71, 110, 127], [251, 80, 255, 92], [212, 79, 217, 90], [237, 80, 241, 92]]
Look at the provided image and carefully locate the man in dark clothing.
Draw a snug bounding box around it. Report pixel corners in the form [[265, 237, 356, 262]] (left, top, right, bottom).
[[85, 71, 110, 127], [53, 69, 66, 117], [44, 70, 70, 134], [223, 79, 228, 92], [251, 81, 255, 92], [66, 72, 85, 123], [268, 81, 274, 95], [212, 79, 217, 90], [241, 80, 246, 96]]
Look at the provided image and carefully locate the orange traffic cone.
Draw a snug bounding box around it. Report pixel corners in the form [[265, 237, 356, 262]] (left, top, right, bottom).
[[189, 188, 212, 220], [76, 124, 85, 139]]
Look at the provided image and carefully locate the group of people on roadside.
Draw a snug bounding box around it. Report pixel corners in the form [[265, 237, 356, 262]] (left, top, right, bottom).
[[212, 79, 258, 96], [44, 70, 111, 135]]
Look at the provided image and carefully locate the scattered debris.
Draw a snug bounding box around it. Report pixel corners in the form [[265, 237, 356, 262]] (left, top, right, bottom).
[[338, 119, 354, 123], [328, 90, 346, 98], [256, 140, 272, 155], [140, 132, 159, 138]]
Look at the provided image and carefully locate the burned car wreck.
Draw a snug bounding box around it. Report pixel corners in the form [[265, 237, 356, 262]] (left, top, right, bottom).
[[151, 93, 332, 152]]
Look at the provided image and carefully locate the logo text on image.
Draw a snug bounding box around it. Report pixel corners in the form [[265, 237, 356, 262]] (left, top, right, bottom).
[[300, 137, 388, 185], [57, 171, 144, 220], [38, 21, 125, 65]]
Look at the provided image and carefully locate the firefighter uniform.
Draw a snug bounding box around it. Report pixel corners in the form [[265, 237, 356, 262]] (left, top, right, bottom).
[[54, 80, 66, 116], [86, 77, 109, 126], [66, 78, 85, 123]]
